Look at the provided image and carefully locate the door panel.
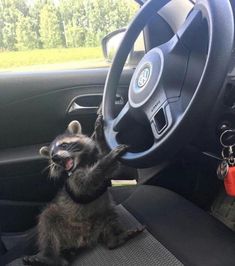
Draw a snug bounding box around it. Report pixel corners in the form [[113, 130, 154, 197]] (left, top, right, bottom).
[[0, 68, 132, 148], [0, 68, 133, 232]]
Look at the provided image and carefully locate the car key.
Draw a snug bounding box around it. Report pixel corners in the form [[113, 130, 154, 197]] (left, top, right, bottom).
[[217, 130, 235, 197], [217, 159, 229, 180], [217, 134, 231, 181]]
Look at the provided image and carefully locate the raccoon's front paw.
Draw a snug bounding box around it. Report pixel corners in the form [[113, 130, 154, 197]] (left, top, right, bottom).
[[100, 145, 129, 170], [110, 144, 129, 159], [94, 114, 104, 139]]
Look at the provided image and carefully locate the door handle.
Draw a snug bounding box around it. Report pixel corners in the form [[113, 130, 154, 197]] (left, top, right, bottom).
[[67, 94, 124, 115], [67, 94, 102, 115], [68, 102, 99, 114]]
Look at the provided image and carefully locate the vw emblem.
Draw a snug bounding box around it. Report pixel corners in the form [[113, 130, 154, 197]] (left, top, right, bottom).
[[137, 66, 151, 88]]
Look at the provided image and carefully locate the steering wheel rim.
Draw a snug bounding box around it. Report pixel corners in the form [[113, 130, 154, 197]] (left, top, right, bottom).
[[102, 0, 234, 168]]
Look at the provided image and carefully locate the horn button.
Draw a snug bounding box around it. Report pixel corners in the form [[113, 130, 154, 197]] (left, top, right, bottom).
[[128, 40, 188, 137], [129, 48, 164, 108]]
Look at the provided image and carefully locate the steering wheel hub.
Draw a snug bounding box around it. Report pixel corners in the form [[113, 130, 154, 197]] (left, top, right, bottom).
[[129, 49, 164, 108]]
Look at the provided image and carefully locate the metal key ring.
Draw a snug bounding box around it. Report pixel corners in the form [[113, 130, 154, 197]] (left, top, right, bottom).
[[229, 156, 235, 166], [222, 147, 230, 160], [220, 129, 235, 148]]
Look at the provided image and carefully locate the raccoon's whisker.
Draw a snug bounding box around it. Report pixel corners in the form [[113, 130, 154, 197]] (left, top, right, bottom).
[[42, 166, 49, 174], [49, 165, 56, 179], [42, 163, 54, 174]]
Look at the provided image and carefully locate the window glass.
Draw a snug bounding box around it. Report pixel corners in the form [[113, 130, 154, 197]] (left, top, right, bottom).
[[0, 0, 140, 72]]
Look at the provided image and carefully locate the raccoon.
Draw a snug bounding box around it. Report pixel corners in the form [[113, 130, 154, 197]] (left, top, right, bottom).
[[93, 112, 138, 181], [23, 117, 143, 266]]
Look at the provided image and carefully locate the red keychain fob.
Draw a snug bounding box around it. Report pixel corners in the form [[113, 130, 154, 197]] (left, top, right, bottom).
[[224, 166, 235, 197]]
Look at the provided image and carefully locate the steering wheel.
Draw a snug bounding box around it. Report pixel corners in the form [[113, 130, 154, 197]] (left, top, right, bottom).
[[102, 0, 234, 168]]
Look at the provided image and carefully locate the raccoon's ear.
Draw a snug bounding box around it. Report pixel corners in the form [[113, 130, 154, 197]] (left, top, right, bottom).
[[39, 146, 50, 158], [67, 120, 82, 134]]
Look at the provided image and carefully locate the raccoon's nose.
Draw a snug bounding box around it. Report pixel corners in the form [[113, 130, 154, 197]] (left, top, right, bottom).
[[52, 154, 62, 164]]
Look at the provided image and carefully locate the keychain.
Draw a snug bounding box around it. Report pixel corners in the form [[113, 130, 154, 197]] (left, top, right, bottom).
[[217, 130, 235, 197]]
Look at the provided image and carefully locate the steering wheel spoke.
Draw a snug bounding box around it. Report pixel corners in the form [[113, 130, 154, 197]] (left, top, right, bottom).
[[113, 102, 131, 131], [176, 9, 203, 49]]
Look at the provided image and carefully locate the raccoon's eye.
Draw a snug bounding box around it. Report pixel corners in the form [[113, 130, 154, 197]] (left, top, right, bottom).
[[60, 143, 68, 149]]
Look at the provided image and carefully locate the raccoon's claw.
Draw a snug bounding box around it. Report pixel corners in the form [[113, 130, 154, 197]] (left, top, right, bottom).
[[97, 105, 102, 116], [106, 225, 145, 250], [111, 144, 129, 158], [23, 256, 45, 266], [126, 225, 145, 240], [104, 144, 129, 166]]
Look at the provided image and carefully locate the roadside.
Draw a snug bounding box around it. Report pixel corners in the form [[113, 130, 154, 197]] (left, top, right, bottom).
[[0, 47, 108, 72]]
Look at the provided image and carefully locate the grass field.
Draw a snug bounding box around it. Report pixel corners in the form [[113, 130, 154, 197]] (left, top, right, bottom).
[[0, 47, 108, 72]]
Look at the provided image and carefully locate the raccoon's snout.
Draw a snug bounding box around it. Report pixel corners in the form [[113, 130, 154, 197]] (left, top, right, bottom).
[[52, 154, 63, 165], [52, 154, 74, 171]]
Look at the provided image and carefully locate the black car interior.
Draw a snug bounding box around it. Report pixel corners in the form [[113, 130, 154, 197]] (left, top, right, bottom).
[[1, 0, 235, 265]]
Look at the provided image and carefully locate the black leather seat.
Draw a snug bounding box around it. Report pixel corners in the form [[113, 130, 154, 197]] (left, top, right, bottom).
[[7, 185, 235, 266], [122, 185, 235, 266]]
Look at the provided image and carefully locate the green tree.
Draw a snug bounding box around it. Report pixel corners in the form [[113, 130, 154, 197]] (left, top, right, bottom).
[[39, 3, 64, 48], [16, 14, 39, 50], [0, 0, 28, 15], [28, 0, 47, 49], [59, 0, 137, 48], [0, 0, 138, 51], [65, 20, 86, 47], [0, 12, 4, 49], [1, 7, 20, 50], [59, 0, 89, 47], [85, 0, 137, 47], [0, 0, 29, 50]]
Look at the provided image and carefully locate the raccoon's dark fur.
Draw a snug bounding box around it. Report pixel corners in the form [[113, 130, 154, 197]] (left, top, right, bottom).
[[23, 116, 143, 266], [93, 111, 138, 181]]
